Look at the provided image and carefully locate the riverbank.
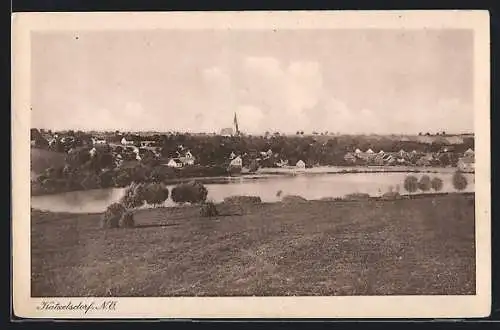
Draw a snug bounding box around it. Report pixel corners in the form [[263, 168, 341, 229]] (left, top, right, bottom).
[[31, 193, 475, 297], [31, 164, 467, 197]]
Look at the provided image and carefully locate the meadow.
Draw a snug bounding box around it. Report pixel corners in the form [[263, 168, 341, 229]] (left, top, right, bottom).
[[31, 193, 475, 297]]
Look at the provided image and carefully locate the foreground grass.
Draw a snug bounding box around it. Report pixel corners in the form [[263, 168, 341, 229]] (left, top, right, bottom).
[[31, 193, 475, 297]]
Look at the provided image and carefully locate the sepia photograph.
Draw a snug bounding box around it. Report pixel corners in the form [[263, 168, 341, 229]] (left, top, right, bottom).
[[12, 11, 490, 318]]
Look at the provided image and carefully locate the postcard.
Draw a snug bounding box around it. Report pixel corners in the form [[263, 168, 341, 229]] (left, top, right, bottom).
[[12, 10, 490, 318]]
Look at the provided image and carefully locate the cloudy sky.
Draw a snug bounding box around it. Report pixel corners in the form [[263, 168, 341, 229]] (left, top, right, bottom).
[[31, 29, 473, 134]]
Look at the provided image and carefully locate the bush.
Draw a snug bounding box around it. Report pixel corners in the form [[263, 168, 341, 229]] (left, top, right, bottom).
[[381, 191, 402, 200], [403, 175, 418, 195], [418, 175, 432, 192], [200, 201, 218, 217], [281, 195, 308, 203], [120, 182, 147, 208], [144, 183, 169, 207], [223, 195, 262, 205], [119, 211, 135, 228], [171, 181, 208, 204], [431, 177, 443, 192], [343, 193, 371, 201], [101, 203, 126, 229], [452, 171, 468, 191], [99, 170, 115, 188]]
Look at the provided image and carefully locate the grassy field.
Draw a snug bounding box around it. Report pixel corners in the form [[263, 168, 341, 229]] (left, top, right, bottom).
[[30, 148, 66, 176], [31, 193, 475, 297]]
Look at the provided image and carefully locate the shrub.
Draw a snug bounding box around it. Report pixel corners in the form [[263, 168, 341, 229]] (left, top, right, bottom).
[[114, 169, 132, 187], [101, 203, 126, 229], [381, 191, 402, 200], [119, 211, 135, 228], [343, 193, 371, 201], [403, 175, 418, 195], [120, 182, 147, 208], [223, 195, 262, 205], [418, 175, 432, 192], [200, 201, 218, 217], [281, 195, 308, 203], [99, 170, 115, 188], [452, 171, 468, 191], [431, 177, 444, 192], [144, 183, 169, 207], [171, 181, 208, 204]]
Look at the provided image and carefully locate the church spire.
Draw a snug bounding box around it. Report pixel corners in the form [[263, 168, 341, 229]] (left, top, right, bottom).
[[233, 112, 240, 136]]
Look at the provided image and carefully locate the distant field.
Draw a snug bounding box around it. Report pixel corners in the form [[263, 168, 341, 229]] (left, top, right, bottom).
[[30, 148, 66, 175], [31, 193, 475, 297]]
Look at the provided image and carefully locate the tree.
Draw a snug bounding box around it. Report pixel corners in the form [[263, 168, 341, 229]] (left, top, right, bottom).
[[452, 171, 468, 191], [431, 177, 443, 192], [248, 159, 259, 173], [403, 175, 418, 196], [418, 175, 432, 192], [171, 181, 208, 204], [144, 183, 169, 207], [120, 182, 147, 208]]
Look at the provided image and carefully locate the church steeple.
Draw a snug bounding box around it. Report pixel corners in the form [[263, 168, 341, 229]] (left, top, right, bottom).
[[233, 112, 240, 136]]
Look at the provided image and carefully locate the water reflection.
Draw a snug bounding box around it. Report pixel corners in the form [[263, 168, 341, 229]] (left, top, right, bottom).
[[31, 172, 475, 214]]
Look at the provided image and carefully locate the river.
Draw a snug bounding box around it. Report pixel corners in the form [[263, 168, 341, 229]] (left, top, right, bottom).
[[31, 172, 475, 214]]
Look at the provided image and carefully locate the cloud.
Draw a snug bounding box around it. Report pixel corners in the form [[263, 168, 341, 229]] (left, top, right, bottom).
[[238, 57, 324, 132]]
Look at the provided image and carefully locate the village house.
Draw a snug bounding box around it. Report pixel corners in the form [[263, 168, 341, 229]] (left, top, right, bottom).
[[382, 154, 396, 165], [295, 160, 306, 169], [464, 148, 475, 158], [276, 159, 289, 167], [121, 136, 136, 146], [220, 127, 234, 137], [92, 137, 107, 145], [166, 158, 183, 168], [178, 150, 195, 166], [229, 155, 243, 168], [457, 156, 474, 172], [140, 140, 157, 148], [344, 152, 357, 164]]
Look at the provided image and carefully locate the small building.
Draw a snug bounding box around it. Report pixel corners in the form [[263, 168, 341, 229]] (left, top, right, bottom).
[[229, 155, 243, 168], [179, 150, 195, 166], [276, 159, 289, 167], [378, 150, 385, 155], [92, 137, 107, 145], [296, 160, 306, 169], [366, 148, 374, 154], [121, 137, 136, 146], [464, 148, 475, 157], [89, 147, 97, 158], [140, 140, 156, 148], [344, 152, 357, 164], [457, 157, 475, 172], [382, 154, 396, 165], [166, 158, 183, 168], [220, 127, 234, 137], [354, 148, 362, 155]]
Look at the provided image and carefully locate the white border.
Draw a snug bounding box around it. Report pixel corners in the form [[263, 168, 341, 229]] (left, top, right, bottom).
[[12, 10, 491, 318]]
